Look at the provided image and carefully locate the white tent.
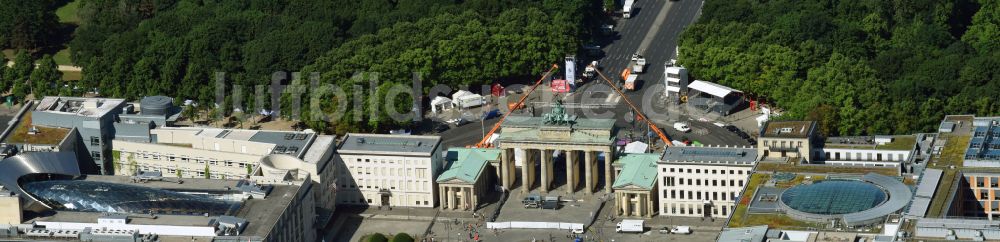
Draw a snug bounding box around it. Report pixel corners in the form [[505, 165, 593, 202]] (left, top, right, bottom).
[[623, 141, 649, 153], [688, 80, 741, 98], [452, 90, 484, 109], [430, 96, 452, 113]]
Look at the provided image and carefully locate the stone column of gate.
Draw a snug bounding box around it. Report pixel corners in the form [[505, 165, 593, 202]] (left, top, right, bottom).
[[604, 148, 614, 192], [500, 148, 510, 189], [647, 193, 654, 218], [471, 187, 479, 210], [448, 187, 456, 210], [566, 150, 576, 193], [439, 186, 448, 210], [540, 149, 550, 192], [584, 151, 593, 194], [521, 149, 532, 193]]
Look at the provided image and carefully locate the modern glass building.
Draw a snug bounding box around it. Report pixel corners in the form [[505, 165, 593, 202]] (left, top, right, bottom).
[[780, 180, 887, 215], [776, 173, 912, 226], [22, 180, 240, 216]]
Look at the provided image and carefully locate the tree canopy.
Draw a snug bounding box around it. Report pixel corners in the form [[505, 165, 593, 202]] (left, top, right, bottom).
[[70, 0, 597, 133], [679, 0, 1000, 136], [0, 0, 61, 49]]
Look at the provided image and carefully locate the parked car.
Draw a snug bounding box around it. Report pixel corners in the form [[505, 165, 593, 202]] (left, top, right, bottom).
[[658, 226, 671, 234], [522, 194, 541, 208], [673, 122, 691, 132]]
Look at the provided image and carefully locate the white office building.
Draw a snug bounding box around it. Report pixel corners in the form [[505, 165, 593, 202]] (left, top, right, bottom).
[[336, 133, 442, 208], [658, 146, 758, 218], [664, 66, 688, 99]]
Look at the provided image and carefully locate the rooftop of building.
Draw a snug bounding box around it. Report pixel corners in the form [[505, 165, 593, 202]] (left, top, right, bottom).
[[3, 110, 72, 145], [154, 127, 318, 157], [967, 117, 1000, 162], [34, 96, 125, 118], [760, 121, 816, 139], [302, 135, 336, 165], [823, 135, 917, 150], [338, 133, 441, 156], [612, 153, 660, 190], [660, 146, 757, 165], [24, 175, 298, 238], [437, 148, 501, 183], [718, 225, 769, 242]]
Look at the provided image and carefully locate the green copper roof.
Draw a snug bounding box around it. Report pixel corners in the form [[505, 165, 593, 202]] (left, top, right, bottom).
[[497, 128, 613, 144], [612, 153, 660, 190], [436, 148, 501, 183]]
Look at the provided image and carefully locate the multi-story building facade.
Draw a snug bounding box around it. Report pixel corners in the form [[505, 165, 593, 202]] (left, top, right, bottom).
[[111, 127, 338, 227], [112, 127, 323, 179], [29, 96, 126, 174], [954, 172, 1000, 218], [758, 121, 817, 162], [658, 146, 758, 218], [664, 65, 688, 100], [336, 133, 442, 208]]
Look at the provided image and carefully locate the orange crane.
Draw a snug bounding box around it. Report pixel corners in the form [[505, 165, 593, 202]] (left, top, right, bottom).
[[592, 64, 673, 147], [474, 64, 560, 148]]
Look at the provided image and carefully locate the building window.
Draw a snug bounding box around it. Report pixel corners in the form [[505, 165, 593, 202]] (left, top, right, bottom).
[[739, 180, 744, 187], [670, 168, 675, 172], [671, 190, 676, 199], [91, 151, 101, 159], [90, 136, 100, 146]]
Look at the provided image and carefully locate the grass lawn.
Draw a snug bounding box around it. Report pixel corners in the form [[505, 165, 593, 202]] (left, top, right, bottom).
[[54, 48, 73, 66], [56, 0, 81, 23], [62, 70, 82, 81], [2, 49, 13, 60], [742, 213, 823, 230], [729, 173, 769, 227], [6, 111, 71, 145], [756, 162, 898, 176], [877, 135, 917, 150], [926, 134, 971, 217]]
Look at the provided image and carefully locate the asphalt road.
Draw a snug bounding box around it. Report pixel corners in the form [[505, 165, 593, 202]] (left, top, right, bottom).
[[436, 0, 748, 149], [568, 0, 747, 147]]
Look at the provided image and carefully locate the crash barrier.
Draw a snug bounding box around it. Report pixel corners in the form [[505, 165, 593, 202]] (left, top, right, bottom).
[[486, 221, 584, 231]]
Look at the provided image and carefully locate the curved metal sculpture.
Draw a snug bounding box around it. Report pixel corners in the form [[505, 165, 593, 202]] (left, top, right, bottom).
[[0, 152, 81, 212]]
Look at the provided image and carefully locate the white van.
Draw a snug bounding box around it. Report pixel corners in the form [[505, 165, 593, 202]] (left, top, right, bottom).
[[671, 226, 692, 234]]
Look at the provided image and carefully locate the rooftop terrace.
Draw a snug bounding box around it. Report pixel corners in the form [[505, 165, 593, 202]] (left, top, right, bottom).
[[760, 121, 816, 139], [4, 111, 71, 145], [338, 133, 441, 155], [823, 135, 917, 150], [35, 96, 124, 118]]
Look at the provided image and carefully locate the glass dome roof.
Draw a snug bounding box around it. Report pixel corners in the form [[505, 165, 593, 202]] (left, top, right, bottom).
[[22, 180, 239, 215], [780, 180, 887, 215]]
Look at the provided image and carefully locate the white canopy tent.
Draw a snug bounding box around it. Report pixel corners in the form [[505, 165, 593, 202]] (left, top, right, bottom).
[[688, 80, 741, 98], [430, 96, 452, 113], [623, 141, 649, 154]]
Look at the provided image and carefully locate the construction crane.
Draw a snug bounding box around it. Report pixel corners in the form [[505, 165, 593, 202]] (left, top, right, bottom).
[[474, 64, 560, 148], [591, 64, 673, 147]]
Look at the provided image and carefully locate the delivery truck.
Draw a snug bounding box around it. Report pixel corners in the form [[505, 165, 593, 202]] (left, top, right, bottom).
[[616, 219, 644, 233], [623, 0, 635, 18], [630, 54, 646, 73]]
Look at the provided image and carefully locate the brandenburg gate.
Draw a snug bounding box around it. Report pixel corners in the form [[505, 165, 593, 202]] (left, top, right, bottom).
[[492, 103, 617, 194]]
